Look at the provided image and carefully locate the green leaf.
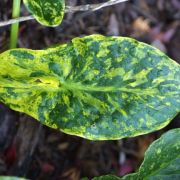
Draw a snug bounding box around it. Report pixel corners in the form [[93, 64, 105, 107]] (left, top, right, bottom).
[[0, 176, 27, 180], [23, 0, 65, 26], [0, 35, 179, 140], [123, 128, 180, 180], [92, 175, 121, 180], [91, 129, 180, 180]]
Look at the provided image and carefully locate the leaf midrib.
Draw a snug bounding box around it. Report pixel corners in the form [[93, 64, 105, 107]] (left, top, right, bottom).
[[0, 81, 160, 96]]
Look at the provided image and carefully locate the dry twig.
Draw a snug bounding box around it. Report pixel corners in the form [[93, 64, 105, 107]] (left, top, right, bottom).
[[0, 0, 129, 27]]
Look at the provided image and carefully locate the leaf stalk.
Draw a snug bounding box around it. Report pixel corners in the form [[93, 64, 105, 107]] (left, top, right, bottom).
[[10, 0, 21, 49]]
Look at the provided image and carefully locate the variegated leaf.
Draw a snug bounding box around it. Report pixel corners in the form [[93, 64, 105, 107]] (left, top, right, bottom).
[[0, 35, 179, 140], [123, 128, 180, 180], [23, 0, 65, 26], [92, 128, 180, 180], [92, 175, 121, 180], [0, 177, 27, 180]]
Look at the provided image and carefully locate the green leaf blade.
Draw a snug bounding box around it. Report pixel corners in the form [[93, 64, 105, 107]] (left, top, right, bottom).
[[0, 177, 27, 180], [23, 0, 65, 26], [123, 128, 180, 180], [93, 175, 122, 180], [91, 129, 180, 179], [0, 35, 180, 140]]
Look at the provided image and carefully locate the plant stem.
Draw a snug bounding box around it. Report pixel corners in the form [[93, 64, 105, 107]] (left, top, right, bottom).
[[10, 0, 21, 49]]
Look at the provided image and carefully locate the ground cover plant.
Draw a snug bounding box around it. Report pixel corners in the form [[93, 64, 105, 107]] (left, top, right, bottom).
[[0, 0, 179, 179]]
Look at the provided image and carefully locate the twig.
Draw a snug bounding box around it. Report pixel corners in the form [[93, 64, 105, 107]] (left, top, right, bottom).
[[65, 0, 129, 12], [0, 0, 129, 27], [0, 15, 34, 27]]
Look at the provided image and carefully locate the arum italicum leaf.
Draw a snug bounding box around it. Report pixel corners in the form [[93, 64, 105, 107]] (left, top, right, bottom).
[[93, 128, 180, 180], [123, 128, 180, 179], [23, 0, 65, 26], [0, 35, 179, 140], [0, 177, 27, 180], [92, 175, 121, 180]]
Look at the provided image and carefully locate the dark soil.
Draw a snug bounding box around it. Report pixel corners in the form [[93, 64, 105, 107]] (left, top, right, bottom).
[[0, 0, 180, 180]]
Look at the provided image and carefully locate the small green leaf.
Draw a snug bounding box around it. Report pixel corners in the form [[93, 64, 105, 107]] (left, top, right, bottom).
[[23, 0, 65, 26], [0, 177, 27, 180], [0, 35, 179, 140], [93, 175, 121, 180], [123, 128, 180, 180]]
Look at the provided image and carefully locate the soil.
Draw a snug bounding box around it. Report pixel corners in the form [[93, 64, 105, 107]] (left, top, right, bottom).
[[0, 0, 180, 180]]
